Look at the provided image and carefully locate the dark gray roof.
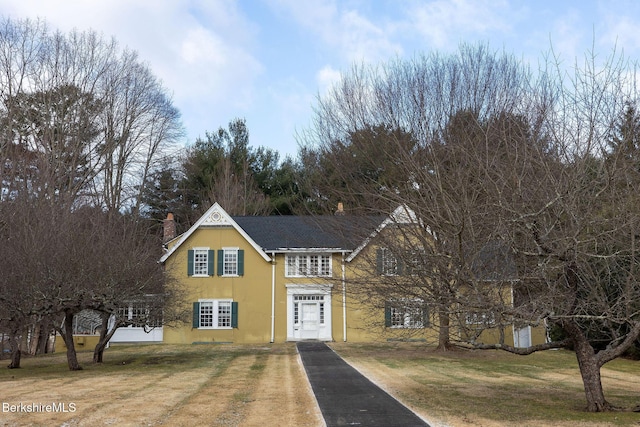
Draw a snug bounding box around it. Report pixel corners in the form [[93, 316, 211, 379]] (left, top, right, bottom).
[[232, 215, 385, 252]]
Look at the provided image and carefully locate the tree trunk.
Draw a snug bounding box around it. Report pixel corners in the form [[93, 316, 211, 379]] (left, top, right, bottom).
[[34, 317, 52, 355], [93, 312, 118, 363], [93, 342, 105, 363], [566, 322, 614, 412], [436, 308, 454, 351], [62, 313, 82, 371], [7, 330, 21, 369]]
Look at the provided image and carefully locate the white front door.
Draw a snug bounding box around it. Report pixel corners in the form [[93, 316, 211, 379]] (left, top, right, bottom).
[[286, 284, 333, 341], [300, 302, 319, 339]]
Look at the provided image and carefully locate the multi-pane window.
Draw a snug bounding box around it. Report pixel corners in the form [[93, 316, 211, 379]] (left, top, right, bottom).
[[309, 256, 319, 275], [117, 302, 163, 328], [465, 311, 496, 327], [197, 300, 234, 329], [406, 248, 427, 275], [199, 301, 215, 327], [193, 248, 209, 276], [223, 249, 238, 276], [386, 299, 427, 328], [217, 301, 231, 327], [189, 248, 243, 277], [321, 256, 330, 274], [379, 248, 398, 276], [285, 255, 332, 277]]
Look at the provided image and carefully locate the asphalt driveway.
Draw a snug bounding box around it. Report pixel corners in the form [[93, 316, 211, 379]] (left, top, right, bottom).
[[297, 341, 429, 427]]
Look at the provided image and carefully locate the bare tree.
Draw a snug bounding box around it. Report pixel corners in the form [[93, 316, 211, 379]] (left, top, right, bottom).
[[0, 195, 64, 368], [466, 49, 640, 412], [97, 47, 183, 212], [0, 17, 186, 370], [87, 211, 187, 363], [0, 17, 182, 211], [300, 42, 640, 411], [300, 44, 537, 350]]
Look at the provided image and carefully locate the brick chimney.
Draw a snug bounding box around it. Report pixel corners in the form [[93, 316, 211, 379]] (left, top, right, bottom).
[[163, 213, 177, 243], [335, 202, 345, 216]]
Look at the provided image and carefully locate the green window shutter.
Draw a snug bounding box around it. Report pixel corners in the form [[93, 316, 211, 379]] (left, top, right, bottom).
[[397, 258, 404, 276], [192, 302, 200, 328], [237, 250, 244, 276], [217, 250, 224, 276], [187, 250, 194, 276], [231, 302, 238, 328], [376, 249, 383, 274], [208, 250, 215, 276], [384, 302, 391, 327]]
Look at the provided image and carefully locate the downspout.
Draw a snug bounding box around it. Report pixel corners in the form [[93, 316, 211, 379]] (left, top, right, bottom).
[[342, 252, 347, 342], [270, 252, 276, 343]]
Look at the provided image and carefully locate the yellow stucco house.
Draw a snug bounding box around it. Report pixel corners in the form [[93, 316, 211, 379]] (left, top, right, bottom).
[[159, 203, 547, 346]]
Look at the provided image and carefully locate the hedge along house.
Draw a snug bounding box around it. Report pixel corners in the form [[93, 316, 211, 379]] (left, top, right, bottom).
[[160, 203, 548, 346]]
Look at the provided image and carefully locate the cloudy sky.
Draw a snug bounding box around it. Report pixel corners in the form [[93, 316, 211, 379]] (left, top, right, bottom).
[[1, 0, 640, 158]]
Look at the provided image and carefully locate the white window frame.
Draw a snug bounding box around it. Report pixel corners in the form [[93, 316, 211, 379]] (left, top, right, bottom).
[[117, 302, 163, 328], [193, 247, 210, 277], [285, 254, 332, 277], [380, 247, 398, 276], [222, 247, 239, 276], [197, 299, 233, 329], [407, 247, 427, 275], [389, 299, 426, 329], [465, 311, 496, 327]]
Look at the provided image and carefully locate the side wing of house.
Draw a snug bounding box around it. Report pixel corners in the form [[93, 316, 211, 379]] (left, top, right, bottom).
[[343, 207, 549, 347], [344, 226, 440, 343]]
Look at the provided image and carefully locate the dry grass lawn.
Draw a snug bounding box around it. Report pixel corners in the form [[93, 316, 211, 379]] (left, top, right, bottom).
[[330, 342, 640, 427], [0, 344, 322, 427], [1, 342, 639, 427]]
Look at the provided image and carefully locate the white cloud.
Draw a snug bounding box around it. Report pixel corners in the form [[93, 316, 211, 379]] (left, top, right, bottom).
[[406, 0, 513, 50], [602, 16, 640, 55], [546, 10, 587, 63], [181, 27, 227, 66], [0, 0, 265, 143], [316, 65, 342, 94]]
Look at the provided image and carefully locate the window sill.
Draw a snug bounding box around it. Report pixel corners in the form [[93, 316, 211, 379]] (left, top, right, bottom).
[[388, 326, 426, 329], [196, 327, 233, 330], [285, 275, 333, 278]]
